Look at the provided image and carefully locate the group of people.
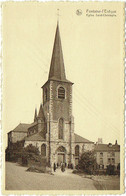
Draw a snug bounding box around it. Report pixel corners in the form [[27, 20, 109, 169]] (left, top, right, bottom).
[[53, 162, 74, 172], [53, 162, 66, 172]]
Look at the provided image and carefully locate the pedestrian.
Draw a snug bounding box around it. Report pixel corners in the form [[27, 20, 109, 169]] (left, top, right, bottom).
[[53, 163, 56, 172], [63, 163, 65, 172], [61, 162, 63, 172], [61, 163, 65, 172]]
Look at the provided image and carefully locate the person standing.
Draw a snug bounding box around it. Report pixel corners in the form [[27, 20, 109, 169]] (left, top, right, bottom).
[[53, 163, 56, 172], [61, 162, 65, 172], [61, 163, 63, 172], [63, 163, 65, 172]]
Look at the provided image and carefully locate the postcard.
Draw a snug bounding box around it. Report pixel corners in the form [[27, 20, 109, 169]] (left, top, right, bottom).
[[2, 1, 125, 194]]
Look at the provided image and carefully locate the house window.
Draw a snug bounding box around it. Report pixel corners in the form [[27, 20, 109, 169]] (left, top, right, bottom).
[[75, 145, 79, 156], [58, 87, 65, 99], [112, 158, 115, 164], [111, 152, 115, 157], [107, 158, 115, 165], [100, 152, 103, 157], [108, 152, 115, 157], [108, 158, 111, 164], [58, 118, 64, 139]]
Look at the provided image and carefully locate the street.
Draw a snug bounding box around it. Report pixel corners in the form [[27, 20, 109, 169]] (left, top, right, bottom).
[[5, 162, 96, 190]]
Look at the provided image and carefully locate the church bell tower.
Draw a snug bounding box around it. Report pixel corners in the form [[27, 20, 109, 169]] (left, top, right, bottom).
[[42, 22, 75, 167]]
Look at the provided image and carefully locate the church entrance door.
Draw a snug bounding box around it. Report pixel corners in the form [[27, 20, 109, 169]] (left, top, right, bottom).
[[75, 158, 79, 166], [58, 153, 65, 165], [56, 146, 66, 165]]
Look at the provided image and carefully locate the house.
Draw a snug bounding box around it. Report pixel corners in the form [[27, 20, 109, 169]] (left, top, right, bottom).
[[94, 141, 120, 169]]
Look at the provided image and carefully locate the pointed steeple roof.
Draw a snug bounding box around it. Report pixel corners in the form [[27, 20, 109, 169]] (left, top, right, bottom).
[[48, 22, 72, 83], [37, 104, 45, 120], [42, 22, 73, 88], [34, 108, 37, 122]]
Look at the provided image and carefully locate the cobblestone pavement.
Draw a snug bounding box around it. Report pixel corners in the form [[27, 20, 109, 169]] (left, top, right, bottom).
[[5, 162, 97, 190]]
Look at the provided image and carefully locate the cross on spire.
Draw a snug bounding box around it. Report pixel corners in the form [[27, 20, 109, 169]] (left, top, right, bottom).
[[57, 9, 60, 22]]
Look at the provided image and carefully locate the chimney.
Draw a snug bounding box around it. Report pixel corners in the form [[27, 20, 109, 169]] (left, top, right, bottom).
[[108, 143, 112, 147], [98, 138, 103, 144], [115, 140, 118, 145]]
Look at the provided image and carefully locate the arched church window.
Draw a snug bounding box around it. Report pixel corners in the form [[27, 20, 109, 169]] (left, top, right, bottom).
[[58, 118, 64, 139], [75, 145, 79, 156], [41, 144, 46, 156], [58, 87, 65, 99]]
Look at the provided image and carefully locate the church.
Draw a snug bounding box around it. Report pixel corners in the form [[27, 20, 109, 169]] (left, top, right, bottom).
[[7, 22, 94, 168]]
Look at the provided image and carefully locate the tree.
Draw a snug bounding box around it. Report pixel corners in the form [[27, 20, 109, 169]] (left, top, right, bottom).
[[78, 151, 97, 174], [23, 144, 39, 155], [21, 144, 40, 165]]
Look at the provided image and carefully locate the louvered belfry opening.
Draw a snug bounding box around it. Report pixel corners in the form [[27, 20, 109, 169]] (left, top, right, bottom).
[[58, 87, 65, 99]]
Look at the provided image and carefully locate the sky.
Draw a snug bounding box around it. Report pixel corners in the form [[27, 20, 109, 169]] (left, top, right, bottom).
[[3, 2, 124, 147]]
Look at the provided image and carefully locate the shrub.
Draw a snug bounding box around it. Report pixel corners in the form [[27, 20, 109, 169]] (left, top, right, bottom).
[[78, 151, 97, 174], [21, 144, 41, 166], [24, 144, 39, 155], [6, 144, 41, 166], [106, 164, 115, 175], [26, 165, 46, 173]]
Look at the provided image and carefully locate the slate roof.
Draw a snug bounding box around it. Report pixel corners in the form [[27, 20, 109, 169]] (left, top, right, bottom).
[[74, 133, 94, 143], [25, 132, 46, 141], [9, 123, 94, 144], [94, 144, 120, 152], [28, 122, 37, 129], [49, 22, 66, 81], [10, 123, 30, 133], [48, 22, 72, 84]]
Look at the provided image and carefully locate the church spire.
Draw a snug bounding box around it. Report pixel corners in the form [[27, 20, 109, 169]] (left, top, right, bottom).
[[37, 104, 45, 120], [34, 108, 37, 122], [48, 22, 66, 81]]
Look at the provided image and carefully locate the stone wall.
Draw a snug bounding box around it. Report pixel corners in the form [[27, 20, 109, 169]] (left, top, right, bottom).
[[74, 142, 94, 154], [50, 81, 72, 121], [9, 132, 27, 143], [49, 121, 71, 142]]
